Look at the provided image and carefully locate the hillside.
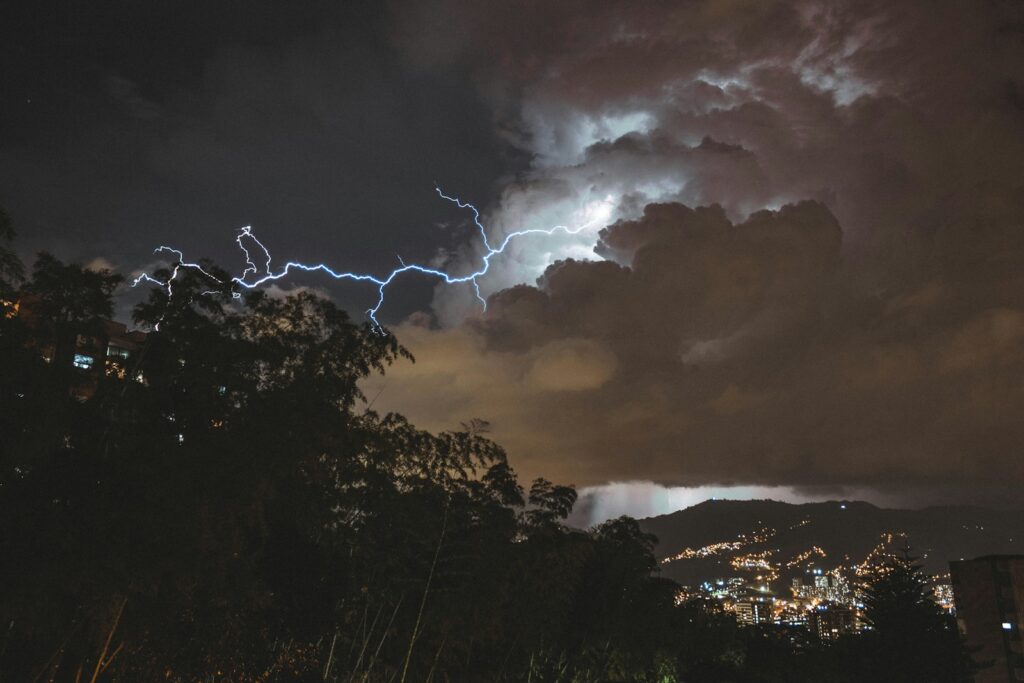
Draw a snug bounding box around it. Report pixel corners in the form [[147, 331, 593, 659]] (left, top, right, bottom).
[[637, 499, 1024, 587]]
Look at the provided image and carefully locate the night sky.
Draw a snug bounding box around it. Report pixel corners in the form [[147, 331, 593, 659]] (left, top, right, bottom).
[[4, 1, 1024, 518]]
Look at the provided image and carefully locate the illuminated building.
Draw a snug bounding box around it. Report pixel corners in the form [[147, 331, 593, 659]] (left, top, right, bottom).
[[13, 298, 146, 398], [950, 555, 1024, 683], [775, 601, 809, 627], [808, 603, 857, 641], [933, 580, 956, 615], [66, 320, 147, 398], [734, 599, 773, 625], [792, 568, 853, 606]]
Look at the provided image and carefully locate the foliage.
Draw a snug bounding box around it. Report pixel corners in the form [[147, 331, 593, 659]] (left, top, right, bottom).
[[0, 205, 24, 300], [0, 248, 680, 682], [0, 227, 981, 682], [848, 556, 978, 683]]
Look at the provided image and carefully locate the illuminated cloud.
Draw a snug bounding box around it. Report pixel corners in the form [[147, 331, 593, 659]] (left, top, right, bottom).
[[566, 482, 911, 528], [84, 257, 116, 273], [371, 0, 1024, 507], [7, 0, 1024, 509]]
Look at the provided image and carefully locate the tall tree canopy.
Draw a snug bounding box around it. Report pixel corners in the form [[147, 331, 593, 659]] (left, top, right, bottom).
[[0, 252, 683, 682], [850, 557, 978, 683], [0, 239, 981, 682]]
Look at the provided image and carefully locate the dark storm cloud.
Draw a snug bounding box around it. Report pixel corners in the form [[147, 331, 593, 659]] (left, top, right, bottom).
[[4, 0, 1023, 505], [0, 0, 514, 319], [365, 0, 1024, 505]]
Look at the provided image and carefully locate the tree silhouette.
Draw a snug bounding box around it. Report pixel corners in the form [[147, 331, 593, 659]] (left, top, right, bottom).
[[853, 556, 977, 683], [525, 477, 578, 528], [22, 253, 122, 378], [0, 237, 988, 682], [0, 205, 24, 303]]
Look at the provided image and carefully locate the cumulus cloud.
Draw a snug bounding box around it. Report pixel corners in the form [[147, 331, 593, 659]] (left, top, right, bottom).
[[523, 339, 617, 392], [8, 0, 1022, 510], [393, 0, 1024, 279], [371, 0, 1024, 507], [371, 196, 1024, 505]]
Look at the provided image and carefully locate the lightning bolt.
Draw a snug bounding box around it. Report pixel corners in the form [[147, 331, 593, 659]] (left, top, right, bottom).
[[133, 187, 610, 332]]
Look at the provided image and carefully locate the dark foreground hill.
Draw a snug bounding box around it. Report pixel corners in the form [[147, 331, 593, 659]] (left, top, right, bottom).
[[637, 499, 1024, 586]]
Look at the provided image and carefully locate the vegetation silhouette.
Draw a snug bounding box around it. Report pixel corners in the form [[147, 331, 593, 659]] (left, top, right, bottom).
[[0, 221, 979, 681]]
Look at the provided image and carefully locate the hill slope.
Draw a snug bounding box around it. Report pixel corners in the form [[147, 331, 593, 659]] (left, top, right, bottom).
[[637, 499, 1024, 587]]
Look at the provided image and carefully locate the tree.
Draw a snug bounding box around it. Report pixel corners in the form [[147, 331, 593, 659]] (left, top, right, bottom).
[[0, 206, 29, 404], [3, 265, 554, 681], [22, 253, 122, 375], [0, 205, 24, 304], [852, 556, 977, 683], [1, 252, 123, 490], [6, 248, 983, 682], [0, 213, 35, 474], [524, 477, 578, 528]]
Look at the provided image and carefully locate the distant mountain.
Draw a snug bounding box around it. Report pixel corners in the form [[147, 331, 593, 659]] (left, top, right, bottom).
[[637, 499, 1024, 587]]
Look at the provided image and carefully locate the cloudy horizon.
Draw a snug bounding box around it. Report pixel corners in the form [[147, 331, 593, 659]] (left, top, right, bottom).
[[4, 0, 1023, 513]]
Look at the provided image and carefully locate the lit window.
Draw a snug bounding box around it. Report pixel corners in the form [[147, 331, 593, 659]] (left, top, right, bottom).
[[1003, 622, 1014, 631], [73, 354, 94, 370], [107, 346, 130, 359]]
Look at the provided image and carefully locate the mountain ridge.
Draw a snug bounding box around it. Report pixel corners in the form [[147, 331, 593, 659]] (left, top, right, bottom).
[[635, 498, 1024, 587]]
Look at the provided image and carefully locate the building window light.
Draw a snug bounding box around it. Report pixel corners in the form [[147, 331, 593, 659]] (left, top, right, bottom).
[[1003, 622, 1014, 631], [107, 346, 130, 359], [73, 354, 94, 370]]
